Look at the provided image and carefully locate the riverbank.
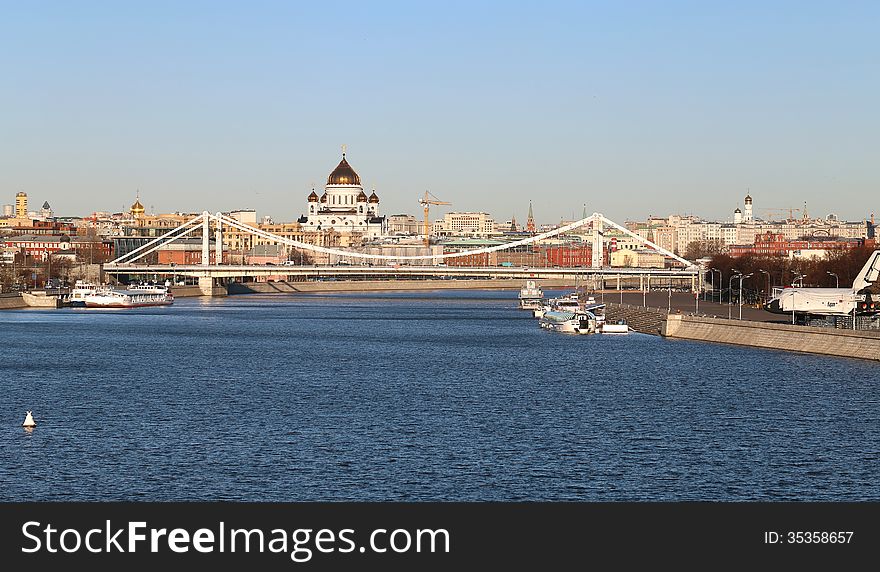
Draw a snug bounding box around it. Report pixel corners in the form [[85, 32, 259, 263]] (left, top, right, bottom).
[[227, 278, 575, 295], [662, 314, 880, 362]]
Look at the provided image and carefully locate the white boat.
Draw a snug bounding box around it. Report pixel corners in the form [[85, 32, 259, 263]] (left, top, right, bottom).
[[67, 280, 98, 307], [534, 292, 581, 318], [518, 280, 544, 310], [83, 284, 173, 308], [601, 319, 630, 334], [540, 309, 601, 334], [21, 291, 62, 308]]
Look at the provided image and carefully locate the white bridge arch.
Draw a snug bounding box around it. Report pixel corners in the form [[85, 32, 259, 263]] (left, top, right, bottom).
[[109, 210, 694, 268]]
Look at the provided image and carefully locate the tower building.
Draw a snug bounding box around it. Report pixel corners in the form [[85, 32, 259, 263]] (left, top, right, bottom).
[[15, 192, 27, 218]]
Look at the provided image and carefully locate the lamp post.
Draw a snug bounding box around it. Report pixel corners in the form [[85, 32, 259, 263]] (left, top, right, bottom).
[[852, 293, 858, 331], [728, 271, 741, 319], [710, 268, 721, 303], [728, 268, 739, 304], [827, 271, 839, 288], [758, 269, 770, 305], [739, 273, 753, 320]]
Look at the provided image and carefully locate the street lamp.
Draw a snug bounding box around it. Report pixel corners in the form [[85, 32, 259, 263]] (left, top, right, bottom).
[[728, 271, 741, 319], [758, 269, 770, 305], [739, 273, 753, 320], [792, 271, 804, 287], [710, 268, 722, 303], [827, 271, 839, 288], [728, 269, 739, 304]]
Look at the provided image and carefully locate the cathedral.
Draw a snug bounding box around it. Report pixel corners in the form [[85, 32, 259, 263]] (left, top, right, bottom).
[[299, 152, 386, 239]]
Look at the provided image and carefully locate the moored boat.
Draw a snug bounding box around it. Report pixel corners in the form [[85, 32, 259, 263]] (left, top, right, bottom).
[[518, 280, 544, 310], [21, 291, 62, 308], [66, 280, 98, 307], [540, 309, 600, 334], [601, 319, 630, 334], [83, 284, 173, 308]]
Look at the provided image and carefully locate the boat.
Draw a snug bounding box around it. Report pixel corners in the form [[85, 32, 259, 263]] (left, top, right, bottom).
[[82, 283, 173, 308], [534, 292, 581, 318], [21, 291, 62, 308], [66, 280, 98, 307], [518, 280, 544, 310], [540, 309, 601, 334], [601, 319, 630, 334]]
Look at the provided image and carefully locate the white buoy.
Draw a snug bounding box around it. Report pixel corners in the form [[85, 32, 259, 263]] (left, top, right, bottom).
[[22, 411, 36, 428]]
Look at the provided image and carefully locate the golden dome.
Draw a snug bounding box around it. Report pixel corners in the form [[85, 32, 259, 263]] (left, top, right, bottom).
[[307, 190, 319, 202], [320, 192, 328, 203], [357, 190, 368, 202], [131, 199, 145, 214], [327, 155, 361, 186], [368, 191, 379, 204]]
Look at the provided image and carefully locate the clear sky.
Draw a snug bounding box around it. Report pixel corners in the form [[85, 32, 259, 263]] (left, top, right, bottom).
[[1, 1, 877, 225]]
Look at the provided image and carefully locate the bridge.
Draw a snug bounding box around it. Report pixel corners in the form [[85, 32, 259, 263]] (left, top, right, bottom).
[[103, 211, 701, 295]]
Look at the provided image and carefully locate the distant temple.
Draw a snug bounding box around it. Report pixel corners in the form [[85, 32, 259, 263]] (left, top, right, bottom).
[[298, 151, 386, 239]]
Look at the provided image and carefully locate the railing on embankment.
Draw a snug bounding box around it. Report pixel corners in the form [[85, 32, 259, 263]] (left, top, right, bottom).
[[662, 314, 880, 362], [604, 303, 668, 335]]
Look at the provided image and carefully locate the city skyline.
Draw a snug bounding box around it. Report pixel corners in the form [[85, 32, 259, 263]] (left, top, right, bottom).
[[2, 2, 878, 223]]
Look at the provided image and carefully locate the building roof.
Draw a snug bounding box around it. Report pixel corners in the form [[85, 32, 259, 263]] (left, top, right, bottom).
[[327, 155, 361, 186]]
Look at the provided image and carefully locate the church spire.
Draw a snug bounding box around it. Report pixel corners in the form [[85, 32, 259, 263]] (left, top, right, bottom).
[[526, 201, 536, 233]]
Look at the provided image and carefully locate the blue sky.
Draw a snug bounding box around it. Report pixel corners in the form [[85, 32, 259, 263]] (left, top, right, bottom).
[[1, 1, 877, 224]]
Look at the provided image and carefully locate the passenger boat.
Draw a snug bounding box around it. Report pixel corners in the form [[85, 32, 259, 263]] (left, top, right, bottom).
[[518, 280, 544, 310], [82, 283, 173, 308], [540, 309, 601, 334], [533, 292, 581, 318], [67, 280, 98, 307]]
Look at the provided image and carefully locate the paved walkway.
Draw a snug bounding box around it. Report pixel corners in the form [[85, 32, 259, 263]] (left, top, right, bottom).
[[596, 290, 786, 323]]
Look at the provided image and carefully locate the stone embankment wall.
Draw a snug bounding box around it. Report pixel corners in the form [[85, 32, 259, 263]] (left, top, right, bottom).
[[0, 294, 26, 309], [662, 314, 880, 362]]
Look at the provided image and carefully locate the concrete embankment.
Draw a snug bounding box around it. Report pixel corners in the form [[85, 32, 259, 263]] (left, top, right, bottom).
[[0, 294, 27, 310], [228, 278, 574, 295], [171, 286, 207, 298], [604, 303, 668, 335], [662, 314, 880, 362]]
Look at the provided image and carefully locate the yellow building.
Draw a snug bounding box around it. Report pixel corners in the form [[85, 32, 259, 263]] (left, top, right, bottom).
[[610, 249, 665, 268], [15, 192, 28, 218]]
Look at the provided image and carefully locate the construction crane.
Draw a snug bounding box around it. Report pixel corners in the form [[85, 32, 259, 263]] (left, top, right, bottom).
[[758, 207, 801, 221], [419, 191, 451, 247]]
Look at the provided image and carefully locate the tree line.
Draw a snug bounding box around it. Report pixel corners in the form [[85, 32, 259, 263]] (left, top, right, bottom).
[[706, 246, 876, 297]]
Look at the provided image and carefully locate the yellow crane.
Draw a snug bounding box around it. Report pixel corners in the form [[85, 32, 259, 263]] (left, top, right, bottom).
[[419, 191, 451, 247], [758, 207, 801, 221]]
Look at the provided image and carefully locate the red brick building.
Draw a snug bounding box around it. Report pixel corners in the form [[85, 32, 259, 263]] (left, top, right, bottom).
[[3, 234, 112, 261], [729, 232, 874, 257]]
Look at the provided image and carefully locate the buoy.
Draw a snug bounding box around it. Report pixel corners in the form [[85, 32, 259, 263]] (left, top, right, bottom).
[[22, 411, 36, 428]]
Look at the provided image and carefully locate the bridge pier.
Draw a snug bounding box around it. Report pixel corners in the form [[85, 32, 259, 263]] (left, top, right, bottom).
[[198, 276, 228, 297]]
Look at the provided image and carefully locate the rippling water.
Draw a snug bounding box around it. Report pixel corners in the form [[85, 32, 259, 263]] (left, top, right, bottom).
[[1, 290, 878, 500]]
